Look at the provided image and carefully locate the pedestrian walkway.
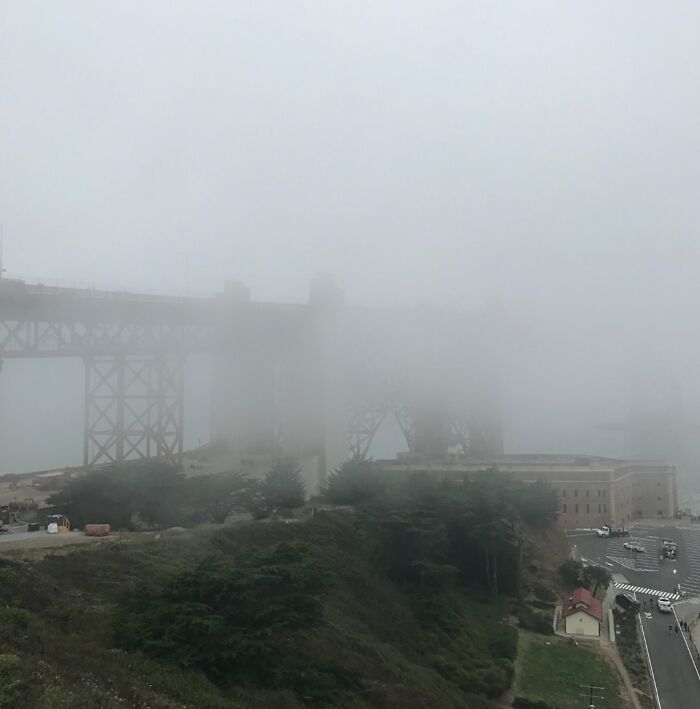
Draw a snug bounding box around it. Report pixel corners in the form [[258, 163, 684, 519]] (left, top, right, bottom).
[[614, 582, 681, 600]]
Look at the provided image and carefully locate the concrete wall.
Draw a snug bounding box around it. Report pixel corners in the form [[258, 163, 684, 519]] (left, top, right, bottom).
[[378, 457, 678, 529], [565, 611, 600, 637], [557, 482, 612, 529]]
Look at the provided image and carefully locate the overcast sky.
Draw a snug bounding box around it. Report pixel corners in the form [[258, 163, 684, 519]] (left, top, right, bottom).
[[2, 2, 700, 475]]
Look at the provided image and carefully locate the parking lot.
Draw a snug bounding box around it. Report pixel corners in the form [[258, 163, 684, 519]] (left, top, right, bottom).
[[570, 520, 700, 708], [605, 532, 660, 571], [571, 520, 692, 598], [674, 525, 700, 597]]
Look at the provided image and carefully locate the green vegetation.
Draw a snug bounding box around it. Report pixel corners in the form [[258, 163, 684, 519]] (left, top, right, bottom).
[[47, 457, 309, 529], [114, 543, 330, 684], [244, 458, 306, 519], [324, 455, 386, 505], [0, 511, 519, 707], [0, 462, 568, 707], [46, 460, 249, 529], [516, 633, 624, 709], [613, 609, 654, 709], [363, 470, 559, 597], [559, 559, 612, 595]]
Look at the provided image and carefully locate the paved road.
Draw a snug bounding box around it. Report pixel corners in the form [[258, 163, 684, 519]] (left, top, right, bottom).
[[570, 520, 700, 707], [639, 602, 700, 709], [571, 522, 693, 596]]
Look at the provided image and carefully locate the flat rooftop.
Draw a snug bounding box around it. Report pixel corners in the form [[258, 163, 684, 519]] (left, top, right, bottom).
[[378, 453, 675, 475]]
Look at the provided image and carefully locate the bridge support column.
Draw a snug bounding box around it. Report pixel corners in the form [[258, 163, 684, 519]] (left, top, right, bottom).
[[83, 353, 184, 468]]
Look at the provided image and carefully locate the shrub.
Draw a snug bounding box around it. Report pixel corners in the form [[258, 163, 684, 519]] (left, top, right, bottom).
[[515, 605, 553, 635], [512, 480, 559, 526], [47, 462, 249, 529], [324, 456, 385, 505], [113, 543, 329, 683], [582, 564, 612, 593], [0, 654, 30, 709], [558, 559, 584, 587], [488, 625, 518, 661], [532, 583, 556, 602], [261, 459, 306, 511], [513, 697, 553, 709]]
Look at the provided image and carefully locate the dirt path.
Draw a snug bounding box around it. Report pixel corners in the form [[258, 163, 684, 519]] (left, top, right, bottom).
[[0, 531, 104, 552], [599, 644, 643, 709]]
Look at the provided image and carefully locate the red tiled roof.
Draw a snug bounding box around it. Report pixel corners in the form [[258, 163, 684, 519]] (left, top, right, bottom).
[[562, 587, 603, 621]]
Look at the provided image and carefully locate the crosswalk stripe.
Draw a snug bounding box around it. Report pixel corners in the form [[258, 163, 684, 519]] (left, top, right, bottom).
[[614, 582, 681, 600]]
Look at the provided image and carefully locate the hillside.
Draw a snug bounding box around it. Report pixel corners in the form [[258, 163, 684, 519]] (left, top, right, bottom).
[[0, 504, 575, 709], [0, 462, 584, 709]]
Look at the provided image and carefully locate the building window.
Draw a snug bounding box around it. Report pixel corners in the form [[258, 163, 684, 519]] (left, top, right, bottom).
[[603, 490, 606, 497], [586, 490, 589, 497], [657, 510, 663, 516], [575, 504, 579, 513], [604, 504, 607, 513], [574, 489, 578, 497], [562, 489, 567, 498], [657, 497, 662, 501], [598, 504, 601, 513], [586, 504, 590, 513], [597, 489, 601, 497], [563, 503, 567, 513]]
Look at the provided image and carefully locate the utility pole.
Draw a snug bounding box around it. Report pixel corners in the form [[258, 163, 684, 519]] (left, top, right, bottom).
[[579, 684, 604, 708]]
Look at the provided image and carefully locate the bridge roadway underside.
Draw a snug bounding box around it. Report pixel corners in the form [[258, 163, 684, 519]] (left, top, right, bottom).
[[0, 279, 503, 476]]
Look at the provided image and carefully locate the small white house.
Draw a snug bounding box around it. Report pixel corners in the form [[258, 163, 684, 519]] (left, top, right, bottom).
[[563, 587, 602, 637]]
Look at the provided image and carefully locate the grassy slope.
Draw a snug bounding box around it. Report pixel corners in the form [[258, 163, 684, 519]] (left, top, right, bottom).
[[0, 512, 520, 709], [516, 632, 625, 709]]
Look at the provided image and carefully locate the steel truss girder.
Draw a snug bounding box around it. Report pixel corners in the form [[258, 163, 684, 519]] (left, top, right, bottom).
[[83, 353, 184, 468], [348, 401, 417, 458], [0, 319, 207, 358], [348, 401, 480, 459], [348, 406, 389, 458]]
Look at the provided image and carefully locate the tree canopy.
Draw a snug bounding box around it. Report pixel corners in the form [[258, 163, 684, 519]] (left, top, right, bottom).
[[47, 461, 249, 529], [113, 543, 329, 683], [324, 455, 385, 504]]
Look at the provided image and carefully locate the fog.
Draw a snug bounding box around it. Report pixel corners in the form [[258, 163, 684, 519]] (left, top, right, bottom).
[[1, 2, 700, 490]]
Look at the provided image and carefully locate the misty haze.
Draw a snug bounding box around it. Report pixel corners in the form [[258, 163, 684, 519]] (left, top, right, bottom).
[[1, 2, 699, 708]]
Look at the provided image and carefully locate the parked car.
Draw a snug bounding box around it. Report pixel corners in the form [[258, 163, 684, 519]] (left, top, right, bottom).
[[623, 542, 645, 552], [615, 593, 640, 613], [657, 598, 673, 613]]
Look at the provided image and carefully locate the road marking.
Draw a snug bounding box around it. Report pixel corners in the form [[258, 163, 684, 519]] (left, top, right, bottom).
[[638, 612, 662, 709], [672, 605, 700, 683], [606, 555, 636, 569], [615, 583, 681, 600]]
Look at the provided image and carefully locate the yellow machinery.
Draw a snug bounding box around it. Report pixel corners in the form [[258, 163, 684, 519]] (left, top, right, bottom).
[[46, 514, 70, 534]]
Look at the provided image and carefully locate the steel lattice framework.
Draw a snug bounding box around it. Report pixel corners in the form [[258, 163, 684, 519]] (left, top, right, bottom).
[[0, 280, 210, 468], [0, 278, 504, 473], [83, 354, 185, 468], [0, 319, 208, 358], [348, 401, 478, 460], [348, 401, 417, 458]]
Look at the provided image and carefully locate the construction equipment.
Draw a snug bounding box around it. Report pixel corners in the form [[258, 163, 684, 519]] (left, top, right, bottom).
[[596, 525, 630, 538], [662, 538, 678, 559], [46, 514, 70, 534]]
